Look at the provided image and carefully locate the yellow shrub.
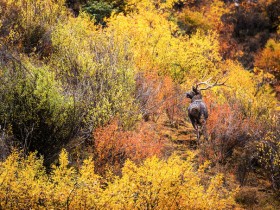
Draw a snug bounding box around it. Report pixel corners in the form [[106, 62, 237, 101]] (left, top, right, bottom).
[[51, 13, 138, 128], [219, 60, 276, 119], [5, 0, 66, 30], [102, 154, 236, 209], [1, 0, 68, 50], [0, 151, 49, 209], [0, 150, 237, 209], [105, 1, 222, 83]]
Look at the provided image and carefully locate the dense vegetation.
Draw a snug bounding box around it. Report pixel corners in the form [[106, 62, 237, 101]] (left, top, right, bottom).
[[0, 0, 279, 209]]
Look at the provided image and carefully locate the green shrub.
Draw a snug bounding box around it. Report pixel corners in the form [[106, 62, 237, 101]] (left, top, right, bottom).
[[0, 52, 76, 162]]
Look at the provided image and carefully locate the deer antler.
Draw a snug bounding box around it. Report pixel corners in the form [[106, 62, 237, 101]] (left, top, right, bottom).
[[195, 77, 229, 91]]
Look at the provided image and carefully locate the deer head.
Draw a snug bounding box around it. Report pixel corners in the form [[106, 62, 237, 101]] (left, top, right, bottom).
[[186, 86, 202, 102]]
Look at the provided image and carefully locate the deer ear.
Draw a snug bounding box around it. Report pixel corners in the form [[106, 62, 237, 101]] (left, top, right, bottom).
[[192, 86, 196, 91], [192, 86, 198, 93]]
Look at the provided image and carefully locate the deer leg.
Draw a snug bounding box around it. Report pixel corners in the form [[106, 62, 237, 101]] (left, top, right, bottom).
[[201, 119, 208, 141], [197, 129, 200, 142], [196, 124, 201, 144], [202, 125, 208, 141], [190, 117, 200, 143], [199, 113, 208, 142], [190, 117, 197, 130]]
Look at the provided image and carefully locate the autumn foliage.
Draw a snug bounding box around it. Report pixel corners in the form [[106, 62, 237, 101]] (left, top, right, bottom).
[[93, 120, 164, 175], [136, 73, 186, 125], [204, 98, 260, 164], [0, 0, 280, 208], [0, 149, 237, 209]]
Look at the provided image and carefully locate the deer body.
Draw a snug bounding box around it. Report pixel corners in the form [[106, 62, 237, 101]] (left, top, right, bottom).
[[186, 89, 208, 142], [188, 99, 208, 130]]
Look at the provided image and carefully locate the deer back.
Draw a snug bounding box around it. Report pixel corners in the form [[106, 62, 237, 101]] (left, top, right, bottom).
[[188, 100, 208, 119]]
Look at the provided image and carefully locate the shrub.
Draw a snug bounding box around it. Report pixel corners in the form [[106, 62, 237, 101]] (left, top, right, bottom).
[[136, 72, 186, 124], [0, 149, 238, 209], [82, 0, 127, 25], [103, 154, 237, 209], [200, 92, 279, 190], [0, 51, 76, 162], [83, 0, 114, 25], [254, 38, 280, 90], [202, 100, 259, 164], [51, 14, 138, 130], [257, 121, 280, 192], [93, 120, 165, 175], [0, 0, 67, 55], [0, 151, 49, 209], [235, 187, 258, 207]]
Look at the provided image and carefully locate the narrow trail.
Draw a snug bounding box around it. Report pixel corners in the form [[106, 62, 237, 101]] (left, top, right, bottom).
[[147, 113, 199, 159]]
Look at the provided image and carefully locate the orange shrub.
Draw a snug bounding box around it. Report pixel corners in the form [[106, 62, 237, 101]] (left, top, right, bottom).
[[93, 120, 165, 175], [202, 97, 260, 165], [136, 72, 186, 125]]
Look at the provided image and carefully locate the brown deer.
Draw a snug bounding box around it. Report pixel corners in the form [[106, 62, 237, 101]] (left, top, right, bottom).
[[186, 78, 227, 143]]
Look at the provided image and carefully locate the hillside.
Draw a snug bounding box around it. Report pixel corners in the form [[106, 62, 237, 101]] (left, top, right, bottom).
[[0, 0, 280, 209]]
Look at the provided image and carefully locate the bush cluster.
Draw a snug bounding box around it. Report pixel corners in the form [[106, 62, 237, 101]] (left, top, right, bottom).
[[0, 150, 237, 209]]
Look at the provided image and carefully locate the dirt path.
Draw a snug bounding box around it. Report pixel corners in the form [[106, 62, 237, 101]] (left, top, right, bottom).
[[146, 113, 199, 159]]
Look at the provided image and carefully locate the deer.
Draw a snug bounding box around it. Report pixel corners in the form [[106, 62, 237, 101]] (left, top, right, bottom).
[[186, 78, 227, 143]]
